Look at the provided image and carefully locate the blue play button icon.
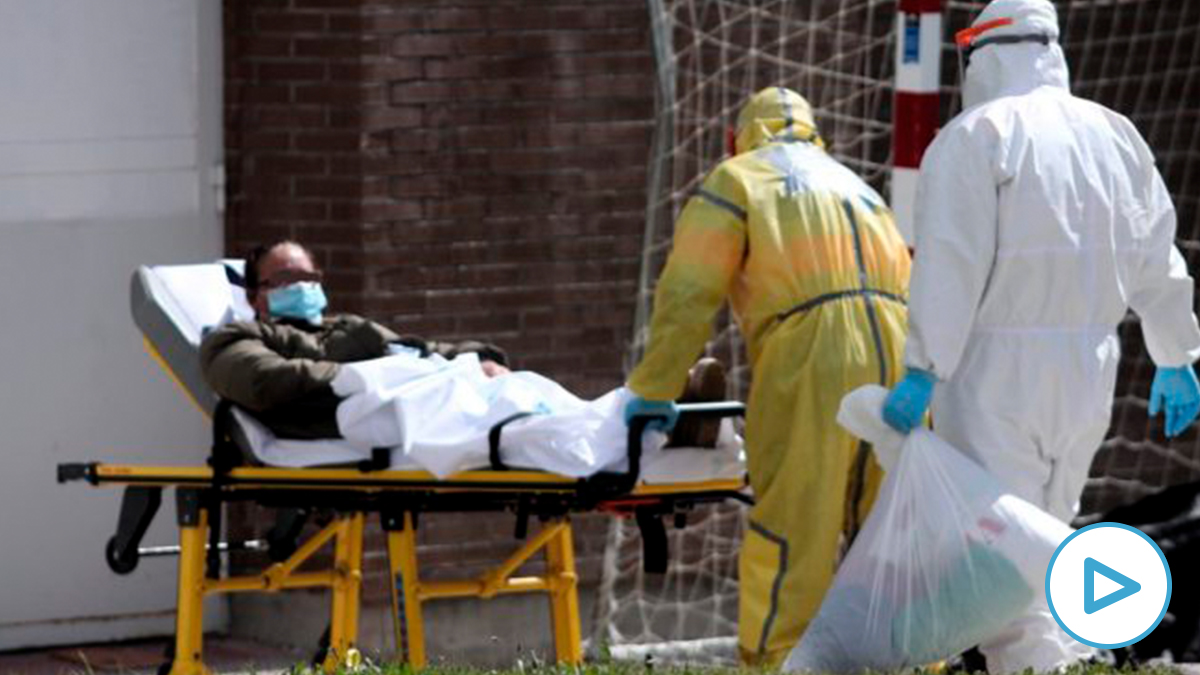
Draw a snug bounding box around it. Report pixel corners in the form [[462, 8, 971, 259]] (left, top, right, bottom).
[[1084, 557, 1141, 614], [1047, 522, 1171, 648]]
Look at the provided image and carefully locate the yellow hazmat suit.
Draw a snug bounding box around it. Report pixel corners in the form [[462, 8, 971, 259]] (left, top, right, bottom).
[[627, 87, 911, 665]]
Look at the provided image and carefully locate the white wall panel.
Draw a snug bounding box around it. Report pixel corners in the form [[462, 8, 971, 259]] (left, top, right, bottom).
[[0, 0, 225, 650]]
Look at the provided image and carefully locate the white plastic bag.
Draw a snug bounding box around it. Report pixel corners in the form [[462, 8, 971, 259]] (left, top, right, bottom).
[[783, 386, 1073, 673]]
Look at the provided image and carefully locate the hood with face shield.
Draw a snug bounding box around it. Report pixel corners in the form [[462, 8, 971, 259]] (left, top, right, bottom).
[[957, 0, 1070, 110], [733, 86, 825, 155]]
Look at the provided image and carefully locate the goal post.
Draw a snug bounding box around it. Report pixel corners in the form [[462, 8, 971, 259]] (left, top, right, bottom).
[[891, 0, 942, 244]]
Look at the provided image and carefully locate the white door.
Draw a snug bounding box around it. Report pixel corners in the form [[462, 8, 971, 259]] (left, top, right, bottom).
[[0, 0, 226, 649]]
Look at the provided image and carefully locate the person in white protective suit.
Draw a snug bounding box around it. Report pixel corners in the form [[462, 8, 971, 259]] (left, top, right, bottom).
[[881, 0, 1200, 672]]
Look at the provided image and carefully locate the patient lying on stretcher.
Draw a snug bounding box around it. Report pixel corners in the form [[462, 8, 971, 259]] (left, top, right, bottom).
[[200, 240, 727, 477], [200, 240, 512, 441]]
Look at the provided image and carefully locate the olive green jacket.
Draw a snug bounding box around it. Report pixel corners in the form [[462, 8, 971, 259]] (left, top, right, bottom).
[[199, 314, 507, 439]]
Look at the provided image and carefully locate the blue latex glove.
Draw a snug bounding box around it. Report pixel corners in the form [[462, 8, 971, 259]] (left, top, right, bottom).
[[623, 396, 679, 433], [882, 368, 937, 434], [1149, 365, 1200, 438]]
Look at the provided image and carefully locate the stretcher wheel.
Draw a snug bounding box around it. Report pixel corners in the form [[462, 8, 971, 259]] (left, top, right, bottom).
[[106, 535, 139, 575]]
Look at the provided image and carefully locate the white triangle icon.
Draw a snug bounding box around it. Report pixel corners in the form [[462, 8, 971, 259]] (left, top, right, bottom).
[[1093, 570, 1122, 601]]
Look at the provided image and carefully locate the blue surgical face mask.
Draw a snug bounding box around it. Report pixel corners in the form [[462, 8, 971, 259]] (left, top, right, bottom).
[[267, 281, 327, 325]]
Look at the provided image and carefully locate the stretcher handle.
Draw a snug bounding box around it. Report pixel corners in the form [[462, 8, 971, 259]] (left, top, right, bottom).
[[675, 401, 746, 417], [624, 401, 745, 429], [57, 462, 97, 484]]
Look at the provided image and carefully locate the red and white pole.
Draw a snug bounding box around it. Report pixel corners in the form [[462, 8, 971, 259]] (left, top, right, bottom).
[[891, 0, 942, 245]]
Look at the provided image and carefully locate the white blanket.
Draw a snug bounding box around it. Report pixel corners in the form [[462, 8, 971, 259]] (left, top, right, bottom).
[[328, 352, 664, 478]]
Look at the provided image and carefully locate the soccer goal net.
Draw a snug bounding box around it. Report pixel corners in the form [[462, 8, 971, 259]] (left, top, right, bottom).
[[599, 0, 1200, 664]]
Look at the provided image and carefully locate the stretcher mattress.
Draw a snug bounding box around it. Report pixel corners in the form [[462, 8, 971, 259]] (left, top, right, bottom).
[[132, 262, 747, 482]]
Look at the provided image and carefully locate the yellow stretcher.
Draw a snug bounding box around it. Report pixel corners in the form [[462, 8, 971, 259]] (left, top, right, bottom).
[[56, 263, 750, 675]]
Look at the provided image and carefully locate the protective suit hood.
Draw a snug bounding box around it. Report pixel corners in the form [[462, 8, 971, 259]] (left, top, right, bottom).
[[961, 0, 1070, 110], [734, 86, 824, 155]]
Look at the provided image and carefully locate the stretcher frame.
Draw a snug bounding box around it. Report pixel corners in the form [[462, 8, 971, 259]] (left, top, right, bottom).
[[58, 402, 749, 675]]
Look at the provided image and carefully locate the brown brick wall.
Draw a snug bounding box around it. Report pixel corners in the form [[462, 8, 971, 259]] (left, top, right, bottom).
[[358, 2, 653, 395], [223, 0, 654, 597], [224, 0, 372, 314], [224, 0, 654, 401]]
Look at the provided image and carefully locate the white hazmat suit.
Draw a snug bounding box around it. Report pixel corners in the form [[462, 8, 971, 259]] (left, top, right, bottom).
[[904, 0, 1200, 671]]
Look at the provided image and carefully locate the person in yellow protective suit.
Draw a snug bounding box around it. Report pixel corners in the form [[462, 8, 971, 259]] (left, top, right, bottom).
[[625, 87, 911, 666]]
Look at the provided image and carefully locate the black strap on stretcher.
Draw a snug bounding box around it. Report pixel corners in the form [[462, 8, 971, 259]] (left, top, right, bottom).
[[206, 399, 241, 578], [487, 411, 536, 470], [636, 507, 670, 574]]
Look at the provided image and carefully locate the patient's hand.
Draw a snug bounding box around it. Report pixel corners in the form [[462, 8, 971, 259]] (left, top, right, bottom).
[[481, 360, 511, 378]]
